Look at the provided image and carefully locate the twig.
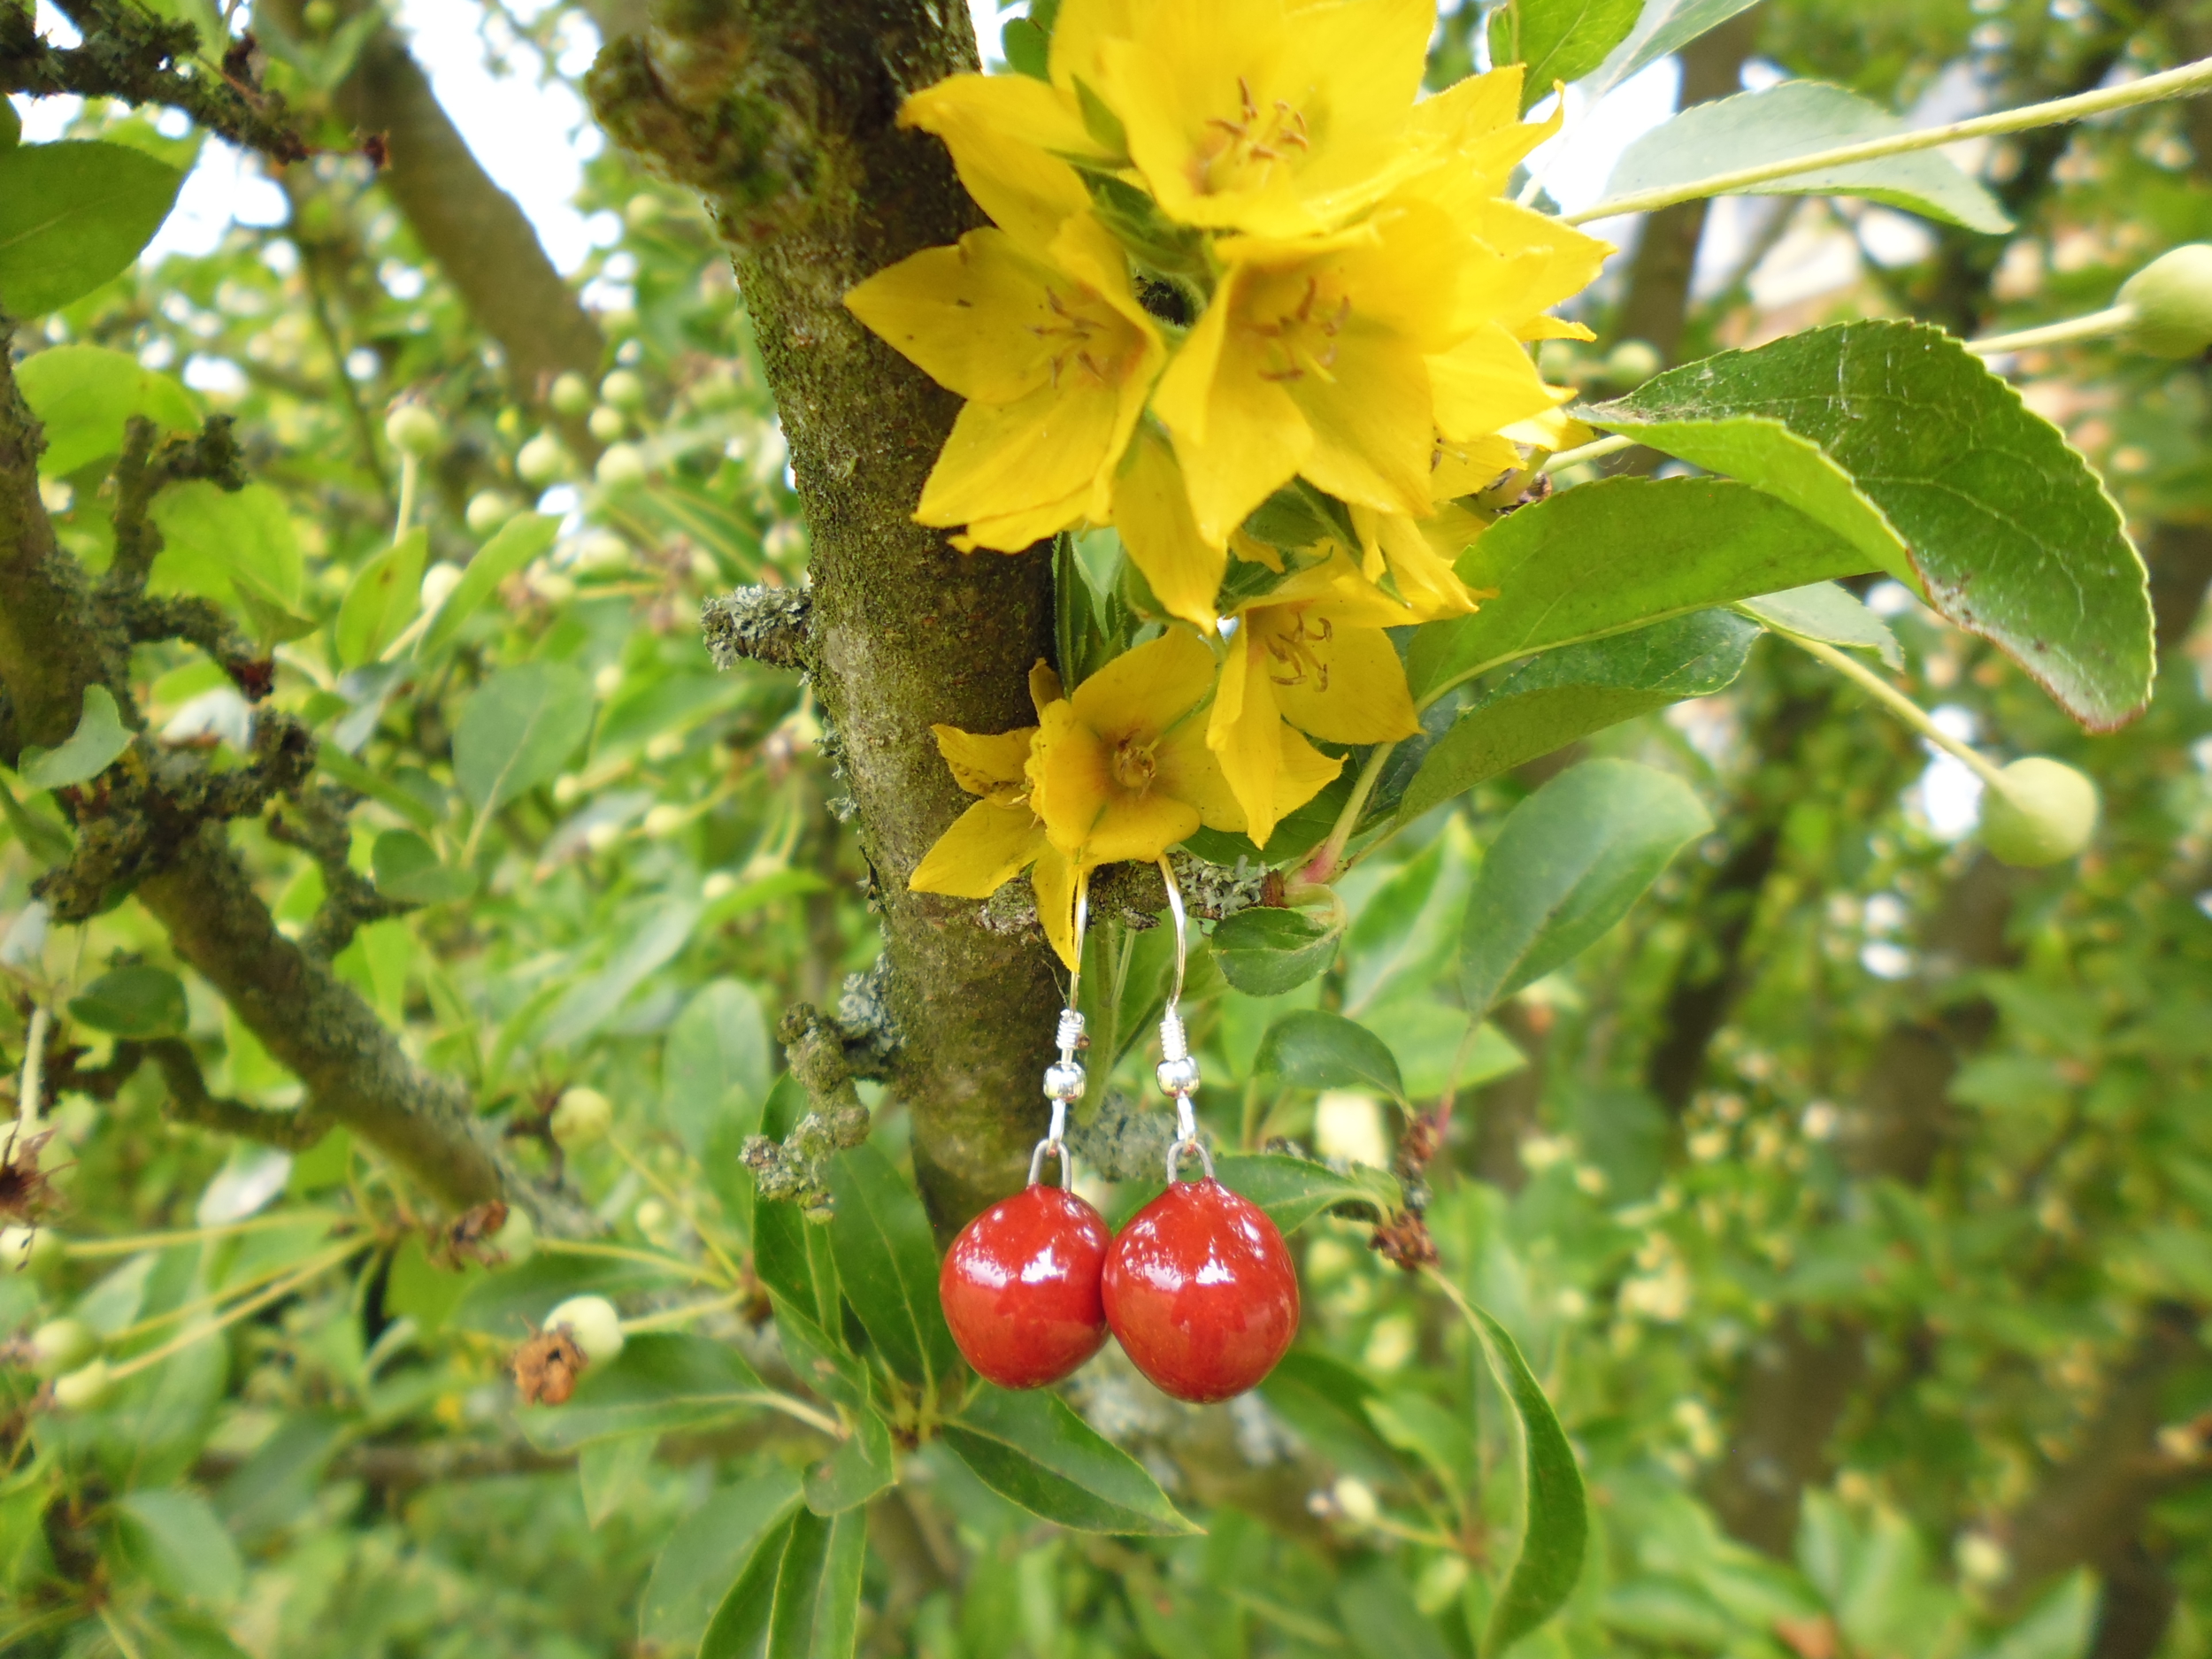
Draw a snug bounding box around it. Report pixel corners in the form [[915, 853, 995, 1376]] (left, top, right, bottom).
[[16, 1006, 47, 1139], [1787, 634, 2012, 790]]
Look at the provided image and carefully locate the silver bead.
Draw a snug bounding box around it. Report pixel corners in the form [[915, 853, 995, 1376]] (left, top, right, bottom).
[[1156, 1054, 1201, 1095], [1043, 1059, 1087, 1102]]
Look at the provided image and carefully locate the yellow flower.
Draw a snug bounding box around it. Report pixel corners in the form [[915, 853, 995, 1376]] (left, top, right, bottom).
[[908, 664, 1084, 966], [1028, 629, 1246, 864], [899, 73, 1102, 249], [845, 215, 1164, 551], [1088, 0, 1440, 238], [1206, 555, 1423, 844], [1111, 424, 1227, 631]]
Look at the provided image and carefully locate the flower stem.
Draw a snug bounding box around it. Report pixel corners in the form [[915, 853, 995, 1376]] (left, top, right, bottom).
[[1967, 304, 2136, 356], [59, 1210, 350, 1257], [1311, 742, 1398, 881], [1788, 634, 2011, 791], [393, 450, 419, 545], [535, 1236, 730, 1286], [106, 1240, 371, 1382], [618, 1291, 746, 1333], [1566, 55, 2212, 224], [15, 1005, 46, 1140], [603, 1134, 747, 1289], [1540, 434, 1635, 472]]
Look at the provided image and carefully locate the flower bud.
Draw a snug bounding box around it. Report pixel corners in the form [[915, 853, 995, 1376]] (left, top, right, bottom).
[[600, 369, 646, 411], [52, 1357, 112, 1410], [385, 403, 443, 457], [29, 1318, 95, 1378], [517, 433, 569, 486], [419, 562, 464, 614], [546, 1294, 625, 1362], [595, 443, 648, 488], [1978, 757, 2099, 867], [2120, 244, 2212, 359], [588, 404, 627, 442], [550, 1086, 613, 1150], [549, 371, 595, 417], [465, 490, 518, 535]]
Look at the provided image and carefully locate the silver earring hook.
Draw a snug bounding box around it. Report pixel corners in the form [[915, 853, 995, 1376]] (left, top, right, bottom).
[[1031, 869, 1091, 1188], [1155, 857, 1210, 1183]]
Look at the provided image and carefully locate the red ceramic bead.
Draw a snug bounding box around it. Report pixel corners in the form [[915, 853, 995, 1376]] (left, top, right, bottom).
[[940, 1184, 1112, 1390], [1102, 1179, 1300, 1404]]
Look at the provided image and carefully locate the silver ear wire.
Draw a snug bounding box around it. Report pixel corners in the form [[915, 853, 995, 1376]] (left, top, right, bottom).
[[1155, 857, 1211, 1182], [1029, 874, 1089, 1188]]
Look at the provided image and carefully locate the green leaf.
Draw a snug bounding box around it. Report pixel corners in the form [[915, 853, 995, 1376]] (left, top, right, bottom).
[[20, 685, 132, 790], [941, 1386, 1201, 1536], [1456, 1302, 1587, 1657], [452, 662, 595, 815], [149, 480, 307, 627], [1587, 0, 1765, 96], [68, 964, 188, 1039], [113, 1488, 243, 1609], [1604, 81, 2010, 231], [315, 742, 437, 833], [450, 1250, 685, 1339], [803, 1394, 896, 1516], [1585, 322, 2153, 729], [1254, 1010, 1406, 1102], [370, 829, 476, 905], [1398, 611, 1761, 825], [1971, 1571, 2097, 1659], [1002, 16, 1051, 78], [518, 1333, 768, 1452], [1212, 908, 1341, 996], [579, 1434, 657, 1528], [1338, 1558, 1455, 1659], [1406, 478, 1868, 705], [1210, 1152, 1402, 1233], [755, 1189, 844, 1335], [0, 101, 18, 151], [15, 343, 197, 476], [701, 1508, 800, 1659], [1460, 759, 1711, 1016], [334, 528, 428, 668], [826, 1144, 957, 1390], [0, 140, 185, 316], [769, 1508, 868, 1659], [641, 1470, 803, 1654], [1490, 0, 1646, 111], [421, 513, 561, 657], [663, 979, 773, 1164], [1737, 580, 1901, 668]]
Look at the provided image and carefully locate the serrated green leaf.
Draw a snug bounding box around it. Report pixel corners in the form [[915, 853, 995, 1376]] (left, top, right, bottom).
[[1604, 81, 2010, 231], [1406, 478, 1869, 705], [1212, 907, 1341, 995], [1491, 0, 1646, 111], [1738, 581, 1901, 668], [826, 1143, 957, 1390], [370, 830, 476, 905], [20, 685, 132, 790], [15, 344, 197, 476], [518, 1333, 768, 1452], [1586, 322, 2152, 729], [0, 140, 184, 315], [1587, 0, 1765, 97], [1254, 1010, 1406, 1102], [149, 480, 306, 630], [942, 1386, 1200, 1536], [69, 964, 188, 1039], [334, 528, 428, 669], [452, 662, 595, 815], [1461, 759, 1711, 1016], [1399, 611, 1761, 825], [421, 513, 560, 657]]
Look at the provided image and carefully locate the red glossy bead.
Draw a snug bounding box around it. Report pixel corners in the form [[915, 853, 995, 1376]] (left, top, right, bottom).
[[1102, 1179, 1300, 1404], [940, 1184, 1112, 1389]]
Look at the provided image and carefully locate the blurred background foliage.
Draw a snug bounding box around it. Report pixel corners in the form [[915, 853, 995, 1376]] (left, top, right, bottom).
[[2, 1, 2211, 1656]]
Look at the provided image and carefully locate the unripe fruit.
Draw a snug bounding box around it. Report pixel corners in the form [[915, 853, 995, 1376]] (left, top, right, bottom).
[[550, 1086, 612, 1149], [641, 803, 687, 838], [493, 1204, 537, 1263], [2119, 244, 2212, 359], [595, 442, 648, 488], [549, 371, 595, 417], [52, 1358, 112, 1410], [419, 562, 464, 614], [531, 568, 576, 605], [592, 663, 624, 698], [941, 1185, 1112, 1388], [1, 1225, 62, 1275], [1978, 757, 2100, 867], [1102, 1179, 1298, 1403], [625, 194, 664, 232], [303, 0, 338, 30], [601, 369, 646, 411], [517, 433, 568, 486], [385, 403, 443, 457], [702, 872, 738, 902], [546, 1294, 625, 1362], [466, 490, 518, 534], [1603, 338, 1664, 384], [588, 404, 627, 442], [574, 530, 631, 574], [29, 1318, 95, 1378]]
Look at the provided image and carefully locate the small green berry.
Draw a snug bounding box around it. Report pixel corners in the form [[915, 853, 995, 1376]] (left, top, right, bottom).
[[573, 531, 631, 574], [549, 1086, 612, 1149], [549, 371, 595, 417], [465, 490, 518, 535], [624, 194, 664, 232], [595, 442, 648, 488], [419, 562, 464, 613], [1603, 339, 1664, 384], [517, 433, 568, 486], [1978, 757, 2100, 867], [384, 403, 443, 457], [600, 369, 646, 411], [52, 1358, 112, 1410], [29, 1318, 95, 1378], [588, 404, 627, 442], [546, 1294, 625, 1362], [2119, 244, 2212, 359]]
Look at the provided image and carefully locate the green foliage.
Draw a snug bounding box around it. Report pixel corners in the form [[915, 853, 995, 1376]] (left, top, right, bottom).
[[0, 140, 184, 315], [1488, 0, 1645, 111], [18, 684, 132, 789]]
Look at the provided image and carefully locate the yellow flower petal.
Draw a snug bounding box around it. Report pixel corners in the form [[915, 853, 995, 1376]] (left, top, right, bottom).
[[1155, 690, 1247, 833], [1049, 0, 1141, 93], [1033, 630, 1225, 864], [952, 487, 1097, 554], [919, 383, 1123, 535], [1364, 505, 1489, 619], [1206, 619, 1283, 837], [1432, 434, 1524, 501], [1273, 721, 1345, 828], [1114, 425, 1227, 630], [933, 724, 1036, 801], [910, 799, 1048, 898], [1427, 320, 1567, 444], [1031, 701, 1115, 857], [1263, 608, 1419, 745], [1030, 659, 1065, 714], [844, 231, 1065, 404], [1032, 844, 1082, 968], [1084, 783, 1203, 864], [900, 73, 1098, 248], [1068, 625, 1217, 741]]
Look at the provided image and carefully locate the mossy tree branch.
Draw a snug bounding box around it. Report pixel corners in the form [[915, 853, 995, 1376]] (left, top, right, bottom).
[[587, 1, 1062, 1231]]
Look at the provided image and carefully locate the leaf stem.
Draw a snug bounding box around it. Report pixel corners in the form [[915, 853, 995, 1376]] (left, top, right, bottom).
[[1967, 304, 2136, 356], [394, 450, 419, 546], [602, 1135, 747, 1289], [534, 1237, 730, 1286], [14, 1004, 46, 1139], [1565, 54, 2212, 224], [618, 1291, 746, 1333], [58, 1210, 351, 1257], [1787, 634, 2011, 790]]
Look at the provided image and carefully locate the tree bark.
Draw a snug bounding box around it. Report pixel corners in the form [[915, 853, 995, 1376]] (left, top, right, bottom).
[[587, 1, 1062, 1230]]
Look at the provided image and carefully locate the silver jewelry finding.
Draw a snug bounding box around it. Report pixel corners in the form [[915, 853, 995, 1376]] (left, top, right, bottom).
[[1027, 877, 1090, 1188], [1156, 858, 1212, 1183]]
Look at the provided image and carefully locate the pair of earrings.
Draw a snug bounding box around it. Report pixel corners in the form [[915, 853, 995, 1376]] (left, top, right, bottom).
[[939, 865, 1300, 1405]]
